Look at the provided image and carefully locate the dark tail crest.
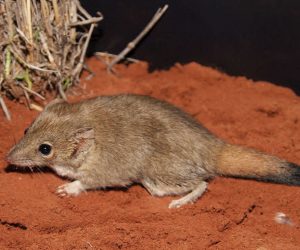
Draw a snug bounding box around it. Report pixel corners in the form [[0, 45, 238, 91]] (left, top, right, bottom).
[[216, 144, 300, 185]]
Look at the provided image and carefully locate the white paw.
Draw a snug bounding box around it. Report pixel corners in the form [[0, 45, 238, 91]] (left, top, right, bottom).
[[168, 199, 184, 209], [56, 180, 85, 197]]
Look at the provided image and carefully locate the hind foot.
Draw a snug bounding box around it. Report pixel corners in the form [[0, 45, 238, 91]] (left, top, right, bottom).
[[168, 182, 208, 208]]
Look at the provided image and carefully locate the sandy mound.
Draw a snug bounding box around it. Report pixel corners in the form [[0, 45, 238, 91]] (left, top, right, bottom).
[[1, 58, 299, 249]]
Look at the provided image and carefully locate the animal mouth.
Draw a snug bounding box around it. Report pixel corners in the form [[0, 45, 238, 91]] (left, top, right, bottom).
[[6, 158, 37, 167]]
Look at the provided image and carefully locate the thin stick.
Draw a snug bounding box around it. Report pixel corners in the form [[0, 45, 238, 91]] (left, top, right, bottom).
[[23, 88, 31, 109], [26, 0, 33, 43], [30, 103, 43, 112], [95, 52, 140, 63], [52, 0, 60, 25], [57, 80, 67, 100], [0, 96, 11, 121], [40, 0, 53, 37], [71, 2, 102, 81], [16, 27, 33, 46], [72, 23, 95, 80], [19, 84, 46, 100], [107, 4, 168, 72], [75, 0, 93, 19], [39, 31, 55, 64], [10, 46, 57, 73], [70, 16, 103, 27]]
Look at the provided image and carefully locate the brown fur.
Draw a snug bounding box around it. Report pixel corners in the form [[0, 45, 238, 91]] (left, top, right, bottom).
[[216, 144, 295, 183], [6, 94, 300, 208]]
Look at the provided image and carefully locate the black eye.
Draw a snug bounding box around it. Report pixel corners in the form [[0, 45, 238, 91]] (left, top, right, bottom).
[[39, 144, 52, 156], [24, 128, 28, 135]]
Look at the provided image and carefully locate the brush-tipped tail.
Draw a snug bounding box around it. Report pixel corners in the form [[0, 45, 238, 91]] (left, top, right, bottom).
[[216, 144, 300, 185]]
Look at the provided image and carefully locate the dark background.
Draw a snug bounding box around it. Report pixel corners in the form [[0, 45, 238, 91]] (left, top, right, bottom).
[[81, 1, 300, 94]]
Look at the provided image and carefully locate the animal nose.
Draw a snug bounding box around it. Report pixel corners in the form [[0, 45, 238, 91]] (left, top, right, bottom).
[[5, 154, 13, 164], [5, 147, 16, 164]]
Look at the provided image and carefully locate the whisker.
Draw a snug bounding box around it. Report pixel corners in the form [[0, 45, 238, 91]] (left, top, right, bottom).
[[36, 166, 44, 174]]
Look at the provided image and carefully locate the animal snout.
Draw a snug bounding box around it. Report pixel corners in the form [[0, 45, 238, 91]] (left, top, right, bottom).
[[5, 146, 17, 164], [5, 153, 14, 164]]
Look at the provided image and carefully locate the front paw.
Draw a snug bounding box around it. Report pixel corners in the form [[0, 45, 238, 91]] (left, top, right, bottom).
[[56, 180, 85, 197]]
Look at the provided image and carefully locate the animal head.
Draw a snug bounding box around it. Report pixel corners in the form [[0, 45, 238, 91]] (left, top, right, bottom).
[[6, 100, 95, 169]]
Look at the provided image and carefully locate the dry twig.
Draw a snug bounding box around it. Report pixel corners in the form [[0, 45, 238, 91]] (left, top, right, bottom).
[[0, 96, 11, 120], [107, 4, 168, 72], [95, 52, 139, 64]]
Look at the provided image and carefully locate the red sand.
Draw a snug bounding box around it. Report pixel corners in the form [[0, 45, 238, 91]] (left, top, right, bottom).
[[1, 58, 300, 249]]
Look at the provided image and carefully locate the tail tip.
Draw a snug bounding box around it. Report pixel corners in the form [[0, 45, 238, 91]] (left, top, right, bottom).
[[286, 162, 300, 185]]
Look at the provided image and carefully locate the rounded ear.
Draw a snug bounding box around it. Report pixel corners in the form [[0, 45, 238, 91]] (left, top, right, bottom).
[[71, 128, 95, 159], [74, 127, 95, 140]]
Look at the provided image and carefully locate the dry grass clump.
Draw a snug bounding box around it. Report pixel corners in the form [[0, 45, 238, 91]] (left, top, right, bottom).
[[0, 0, 102, 119]]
